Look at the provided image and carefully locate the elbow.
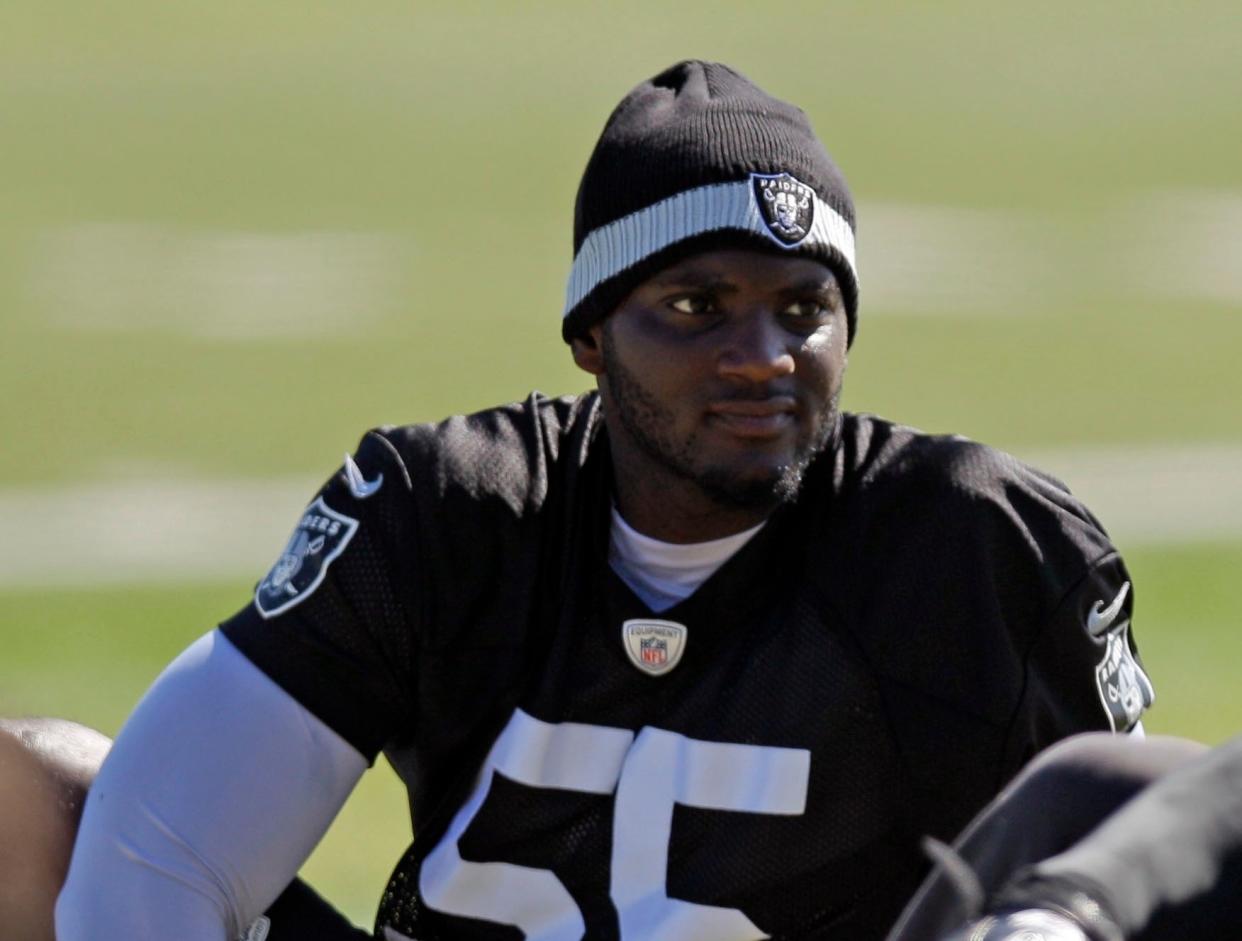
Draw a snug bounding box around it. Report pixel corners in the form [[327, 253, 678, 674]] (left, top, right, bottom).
[[54, 842, 234, 940]]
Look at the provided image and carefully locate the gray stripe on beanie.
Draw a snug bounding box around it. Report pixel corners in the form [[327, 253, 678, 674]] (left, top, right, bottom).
[[563, 178, 857, 318]]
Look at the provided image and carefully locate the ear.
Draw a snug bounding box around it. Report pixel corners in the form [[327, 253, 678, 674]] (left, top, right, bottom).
[[570, 323, 606, 376]]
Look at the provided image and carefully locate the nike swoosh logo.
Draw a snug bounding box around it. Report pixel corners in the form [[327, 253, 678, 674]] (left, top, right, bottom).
[[344, 453, 384, 499], [1086, 580, 1131, 636]]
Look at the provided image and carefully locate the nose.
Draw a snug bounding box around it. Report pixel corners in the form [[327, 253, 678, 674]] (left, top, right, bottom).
[[716, 312, 796, 385]]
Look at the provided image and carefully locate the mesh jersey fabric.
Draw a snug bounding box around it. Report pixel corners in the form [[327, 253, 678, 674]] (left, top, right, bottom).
[[219, 391, 1150, 940]]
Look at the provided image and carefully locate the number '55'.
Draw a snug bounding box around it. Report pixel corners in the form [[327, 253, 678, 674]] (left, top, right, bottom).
[[415, 709, 810, 941]]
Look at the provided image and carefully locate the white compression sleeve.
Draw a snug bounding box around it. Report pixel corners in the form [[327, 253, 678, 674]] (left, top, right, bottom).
[[56, 630, 368, 941]]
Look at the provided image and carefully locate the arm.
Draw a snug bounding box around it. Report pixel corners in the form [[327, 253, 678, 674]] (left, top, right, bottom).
[[58, 432, 420, 938], [995, 460, 1155, 768], [55, 631, 366, 940]]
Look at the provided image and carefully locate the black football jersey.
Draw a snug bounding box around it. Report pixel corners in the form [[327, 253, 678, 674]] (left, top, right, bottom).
[[220, 392, 1153, 940]]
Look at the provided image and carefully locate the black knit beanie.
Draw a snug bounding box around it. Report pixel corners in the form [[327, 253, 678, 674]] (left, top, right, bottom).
[[562, 60, 859, 344]]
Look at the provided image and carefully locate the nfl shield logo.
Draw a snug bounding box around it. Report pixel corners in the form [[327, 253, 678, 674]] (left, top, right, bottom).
[[640, 637, 668, 666], [622, 619, 687, 677], [751, 172, 815, 247]]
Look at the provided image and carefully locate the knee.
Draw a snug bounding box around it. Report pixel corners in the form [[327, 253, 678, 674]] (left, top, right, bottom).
[[0, 720, 111, 941], [1008, 732, 1208, 819]]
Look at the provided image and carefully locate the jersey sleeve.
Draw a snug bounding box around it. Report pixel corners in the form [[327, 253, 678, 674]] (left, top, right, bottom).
[[834, 421, 1157, 794], [950, 441, 1156, 756], [1011, 546, 1155, 750], [220, 429, 421, 761], [985, 448, 1156, 770]]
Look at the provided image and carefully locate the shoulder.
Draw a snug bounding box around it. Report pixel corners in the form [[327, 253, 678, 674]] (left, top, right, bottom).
[[822, 415, 1138, 731], [254, 391, 601, 624], [836, 413, 1112, 563], [825, 414, 1125, 664], [840, 412, 1061, 497], [368, 391, 602, 517]]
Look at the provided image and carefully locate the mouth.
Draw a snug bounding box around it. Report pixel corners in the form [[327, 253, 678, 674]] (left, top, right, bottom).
[[706, 397, 799, 440]]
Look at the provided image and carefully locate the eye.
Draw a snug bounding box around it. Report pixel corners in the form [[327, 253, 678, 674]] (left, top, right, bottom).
[[668, 294, 715, 315], [781, 299, 829, 320]]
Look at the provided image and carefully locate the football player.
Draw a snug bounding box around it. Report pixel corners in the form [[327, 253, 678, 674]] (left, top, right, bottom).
[[54, 61, 1155, 939]]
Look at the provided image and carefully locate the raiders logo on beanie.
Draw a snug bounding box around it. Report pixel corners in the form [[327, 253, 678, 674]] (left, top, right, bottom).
[[562, 60, 859, 344]]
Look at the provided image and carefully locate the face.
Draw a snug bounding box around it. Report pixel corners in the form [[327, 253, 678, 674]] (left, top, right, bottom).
[[574, 248, 849, 520]]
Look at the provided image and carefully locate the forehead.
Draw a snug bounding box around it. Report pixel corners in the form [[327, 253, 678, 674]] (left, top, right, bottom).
[[639, 247, 840, 292]]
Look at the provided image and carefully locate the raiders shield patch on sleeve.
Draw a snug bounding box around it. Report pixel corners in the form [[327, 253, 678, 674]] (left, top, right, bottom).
[[1094, 622, 1156, 732], [255, 497, 358, 619], [1084, 580, 1155, 732]]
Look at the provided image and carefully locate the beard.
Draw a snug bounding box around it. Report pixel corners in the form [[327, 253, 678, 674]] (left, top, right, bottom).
[[600, 326, 839, 511]]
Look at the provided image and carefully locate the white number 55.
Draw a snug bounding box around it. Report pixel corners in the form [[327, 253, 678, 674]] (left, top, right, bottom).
[[416, 709, 810, 941]]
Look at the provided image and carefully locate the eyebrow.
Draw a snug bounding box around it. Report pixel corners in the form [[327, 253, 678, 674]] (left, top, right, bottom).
[[649, 271, 740, 293], [781, 277, 842, 297], [648, 271, 842, 299]]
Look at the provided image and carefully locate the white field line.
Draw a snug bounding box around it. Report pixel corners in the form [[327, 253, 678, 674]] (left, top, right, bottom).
[[0, 445, 1239, 589], [1024, 444, 1242, 549], [0, 475, 321, 589], [23, 225, 407, 339], [859, 190, 1242, 313], [16, 191, 1242, 338]]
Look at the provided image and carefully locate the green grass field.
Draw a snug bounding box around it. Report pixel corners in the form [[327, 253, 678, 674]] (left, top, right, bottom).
[[2, 1, 1240, 926]]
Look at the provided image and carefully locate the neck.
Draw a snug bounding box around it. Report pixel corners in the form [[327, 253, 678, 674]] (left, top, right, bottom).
[[608, 453, 775, 544]]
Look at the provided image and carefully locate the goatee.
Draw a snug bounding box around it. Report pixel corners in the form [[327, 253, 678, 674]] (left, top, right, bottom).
[[601, 324, 839, 511]]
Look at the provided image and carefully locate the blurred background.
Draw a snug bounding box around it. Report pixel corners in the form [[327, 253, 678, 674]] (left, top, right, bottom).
[[2, 0, 1239, 925]]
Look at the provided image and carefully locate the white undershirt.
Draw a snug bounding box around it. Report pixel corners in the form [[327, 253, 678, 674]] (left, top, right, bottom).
[[608, 506, 766, 612]]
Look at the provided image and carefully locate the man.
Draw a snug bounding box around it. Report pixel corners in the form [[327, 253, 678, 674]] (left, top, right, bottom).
[[54, 61, 1152, 939]]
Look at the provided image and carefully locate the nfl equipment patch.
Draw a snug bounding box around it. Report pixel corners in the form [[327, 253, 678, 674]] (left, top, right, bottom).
[[751, 172, 815, 247], [622, 619, 687, 676], [255, 497, 358, 619]]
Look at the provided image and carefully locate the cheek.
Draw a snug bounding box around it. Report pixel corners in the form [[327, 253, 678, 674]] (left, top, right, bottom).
[[801, 318, 846, 359], [625, 341, 713, 398], [797, 335, 846, 392]]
